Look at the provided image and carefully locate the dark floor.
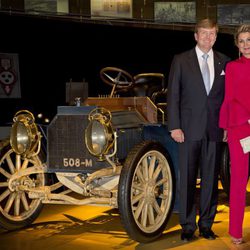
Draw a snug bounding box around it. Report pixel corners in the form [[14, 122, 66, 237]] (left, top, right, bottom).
[[1, 182, 250, 250]]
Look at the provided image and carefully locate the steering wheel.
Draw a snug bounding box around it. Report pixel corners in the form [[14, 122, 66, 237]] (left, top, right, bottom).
[[100, 67, 135, 92]]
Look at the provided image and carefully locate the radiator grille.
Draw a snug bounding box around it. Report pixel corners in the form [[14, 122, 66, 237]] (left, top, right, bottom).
[[47, 114, 107, 172]]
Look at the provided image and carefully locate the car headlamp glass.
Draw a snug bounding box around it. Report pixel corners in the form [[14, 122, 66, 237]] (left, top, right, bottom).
[[11, 121, 30, 154], [88, 120, 107, 155], [10, 110, 41, 155], [85, 108, 114, 160]]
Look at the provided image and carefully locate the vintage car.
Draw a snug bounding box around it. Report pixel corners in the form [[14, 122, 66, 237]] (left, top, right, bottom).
[[0, 67, 229, 243], [0, 67, 180, 242]]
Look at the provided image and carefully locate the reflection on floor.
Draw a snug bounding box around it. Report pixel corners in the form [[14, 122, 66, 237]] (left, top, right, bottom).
[[1, 182, 250, 250]]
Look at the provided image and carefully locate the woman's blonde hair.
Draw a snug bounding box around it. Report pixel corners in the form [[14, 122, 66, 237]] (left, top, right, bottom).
[[235, 24, 250, 45]]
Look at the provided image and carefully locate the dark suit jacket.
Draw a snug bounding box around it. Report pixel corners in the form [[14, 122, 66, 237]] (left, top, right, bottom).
[[167, 48, 230, 142]]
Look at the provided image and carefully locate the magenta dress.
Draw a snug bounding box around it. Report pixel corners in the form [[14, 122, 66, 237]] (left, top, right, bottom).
[[219, 56, 250, 238]]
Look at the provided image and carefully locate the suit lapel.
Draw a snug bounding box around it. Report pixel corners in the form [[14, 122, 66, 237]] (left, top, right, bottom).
[[188, 49, 207, 94], [211, 51, 223, 93]]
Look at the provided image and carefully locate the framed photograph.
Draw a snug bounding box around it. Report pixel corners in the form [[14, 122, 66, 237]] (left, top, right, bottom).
[[0, 53, 21, 98], [91, 0, 132, 18], [25, 0, 68, 14], [217, 4, 250, 25], [24, 0, 57, 12], [154, 2, 196, 23]]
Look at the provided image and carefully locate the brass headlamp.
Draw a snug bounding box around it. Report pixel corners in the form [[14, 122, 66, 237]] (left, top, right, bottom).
[[85, 107, 115, 160], [10, 110, 41, 156]]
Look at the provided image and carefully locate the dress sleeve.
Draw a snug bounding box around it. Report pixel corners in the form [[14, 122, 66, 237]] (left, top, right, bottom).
[[219, 63, 233, 129]]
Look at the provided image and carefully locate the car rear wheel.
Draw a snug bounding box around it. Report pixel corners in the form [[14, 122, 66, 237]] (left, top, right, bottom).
[[118, 141, 175, 243], [220, 142, 230, 197], [0, 141, 46, 230]]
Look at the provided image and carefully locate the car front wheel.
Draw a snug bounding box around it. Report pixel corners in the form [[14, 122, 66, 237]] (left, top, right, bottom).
[[0, 141, 46, 230], [118, 141, 175, 243]]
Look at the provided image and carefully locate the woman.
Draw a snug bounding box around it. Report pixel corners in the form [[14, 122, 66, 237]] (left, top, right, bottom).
[[219, 24, 250, 245]]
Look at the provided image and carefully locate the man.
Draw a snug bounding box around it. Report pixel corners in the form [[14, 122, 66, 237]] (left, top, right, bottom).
[[167, 19, 230, 241]]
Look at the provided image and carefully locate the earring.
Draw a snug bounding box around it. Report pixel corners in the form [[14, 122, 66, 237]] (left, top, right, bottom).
[[239, 50, 241, 58]]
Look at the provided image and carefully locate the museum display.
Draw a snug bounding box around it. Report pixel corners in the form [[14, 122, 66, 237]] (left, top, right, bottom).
[[0, 66, 230, 242]]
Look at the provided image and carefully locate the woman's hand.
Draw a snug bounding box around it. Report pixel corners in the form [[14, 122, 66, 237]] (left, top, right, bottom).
[[223, 130, 228, 142]]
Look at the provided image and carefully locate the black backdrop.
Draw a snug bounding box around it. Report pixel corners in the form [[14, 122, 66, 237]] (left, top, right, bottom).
[[0, 14, 237, 124]]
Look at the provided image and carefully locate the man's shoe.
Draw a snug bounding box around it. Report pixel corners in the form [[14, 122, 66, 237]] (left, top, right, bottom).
[[199, 228, 216, 240], [181, 230, 195, 242]]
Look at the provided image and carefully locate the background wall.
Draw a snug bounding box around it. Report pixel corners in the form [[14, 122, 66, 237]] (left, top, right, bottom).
[[0, 13, 237, 125]]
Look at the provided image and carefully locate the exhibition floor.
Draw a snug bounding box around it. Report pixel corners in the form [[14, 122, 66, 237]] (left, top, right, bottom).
[[1, 181, 250, 250]]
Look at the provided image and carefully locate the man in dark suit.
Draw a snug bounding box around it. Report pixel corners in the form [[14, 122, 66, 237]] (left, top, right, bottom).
[[167, 19, 230, 242]]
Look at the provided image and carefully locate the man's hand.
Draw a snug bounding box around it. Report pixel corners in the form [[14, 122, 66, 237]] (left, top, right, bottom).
[[171, 129, 185, 143]]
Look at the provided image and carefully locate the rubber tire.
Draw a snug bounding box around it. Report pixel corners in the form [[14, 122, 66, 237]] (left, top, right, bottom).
[[118, 141, 175, 243]]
